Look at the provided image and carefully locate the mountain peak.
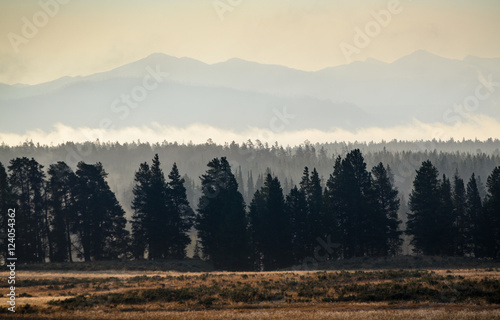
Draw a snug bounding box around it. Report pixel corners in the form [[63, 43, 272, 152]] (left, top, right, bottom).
[[391, 50, 461, 68], [395, 50, 443, 62]]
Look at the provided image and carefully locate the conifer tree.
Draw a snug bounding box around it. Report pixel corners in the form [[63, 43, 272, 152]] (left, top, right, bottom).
[[196, 157, 251, 270], [286, 186, 309, 263], [131, 162, 152, 259], [8, 157, 47, 262], [438, 174, 455, 255], [407, 160, 441, 255], [74, 162, 129, 261], [480, 167, 500, 258], [371, 163, 402, 256], [452, 172, 467, 256], [326, 150, 373, 257], [167, 163, 195, 259], [466, 174, 483, 256], [249, 173, 292, 270], [132, 156, 194, 260], [0, 162, 13, 262], [47, 162, 77, 262]]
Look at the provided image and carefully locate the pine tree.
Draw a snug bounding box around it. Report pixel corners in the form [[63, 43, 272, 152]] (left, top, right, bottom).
[[132, 156, 194, 260], [0, 162, 11, 213], [324, 156, 344, 257], [297, 167, 326, 259], [249, 173, 292, 270], [407, 160, 441, 255], [47, 162, 77, 262], [167, 163, 195, 259], [371, 163, 402, 256], [74, 162, 129, 261], [131, 162, 152, 259], [326, 150, 373, 258], [0, 162, 13, 262], [466, 174, 483, 257], [481, 167, 500, 258], [308, 168, 325, 242], [452, 172, 467, 256], [438, 174, 455, 255], [148, 154, 170, 259], [8, 157, 47, 263], [196, 157, 251, 270], [286, 186, 309, 263]]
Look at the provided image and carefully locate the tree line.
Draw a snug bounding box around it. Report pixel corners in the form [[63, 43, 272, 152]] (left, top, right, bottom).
[[0, 149, 499, 270], [2, 139, 499, 209]]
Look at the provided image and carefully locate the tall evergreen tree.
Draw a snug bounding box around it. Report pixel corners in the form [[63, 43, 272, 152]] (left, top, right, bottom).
[[324, 156, 344, 257], [438, 174, 455, 255], [132, 156, 194, 260], [8, 157, 47, 263], [326, 150, 373, 258], [74, 162, 129, 261], [167, 163, 195, 259], [371, 163, 402, 256], [295, 167, 326, 259], [452, 172, 467, 256], [286, 185, 309, 263], [0, 162, 10, 212], [47, 162, 77, 262], [466, 174, 483, 257], [480, 167, 500, 258], [407, 160, 440, 255], [196, 157, 251, 270], [0, 162, 13, 262], [131, 162, 152, 259], [307, 168, 325, 243], [249, 173, 292, 270]]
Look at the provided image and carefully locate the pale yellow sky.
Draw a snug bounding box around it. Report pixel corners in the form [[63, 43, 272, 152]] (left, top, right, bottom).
[[1, 0, 499, 85]]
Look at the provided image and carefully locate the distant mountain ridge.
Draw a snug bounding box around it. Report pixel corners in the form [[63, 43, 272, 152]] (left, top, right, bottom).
[[1, 51, 499, 134]]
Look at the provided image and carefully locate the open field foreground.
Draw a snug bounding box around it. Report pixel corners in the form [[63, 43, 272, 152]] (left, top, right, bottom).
[[1, 269, 500, 319]]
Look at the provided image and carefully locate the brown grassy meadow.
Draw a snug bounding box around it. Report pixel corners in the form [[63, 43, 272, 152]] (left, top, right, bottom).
[[1, 266, 500, 319]]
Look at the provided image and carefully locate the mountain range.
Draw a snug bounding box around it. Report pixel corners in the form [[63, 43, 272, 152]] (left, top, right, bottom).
[[1, 50, 499, 135]]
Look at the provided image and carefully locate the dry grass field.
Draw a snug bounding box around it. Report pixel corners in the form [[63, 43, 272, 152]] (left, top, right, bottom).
[[1, 268, 500, 319]]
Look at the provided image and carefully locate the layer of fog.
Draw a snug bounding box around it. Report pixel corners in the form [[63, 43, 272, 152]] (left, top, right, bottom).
[[1, 115, 499, 147]]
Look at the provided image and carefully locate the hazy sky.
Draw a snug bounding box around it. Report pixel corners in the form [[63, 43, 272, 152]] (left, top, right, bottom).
[[1, 0, 500, 85]]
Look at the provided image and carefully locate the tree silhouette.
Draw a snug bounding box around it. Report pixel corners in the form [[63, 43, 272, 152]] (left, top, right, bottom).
[[466, 174, 483, 257], [74, 162, 129, 261], [480, 167, 500, 258], [371, 163, 402, 256], [167, 162, 195, 259], [8, 157, 47, 263], [437, 174, 455, 255], [47, 161, 77, 262], [407, 160, 441, 255], [196, 157, 251, 270], [326, 150, 373, 258], [286, 185, 309, 263], [249, 173, 292, 270], [132, 155, 194, 260], [0, 162, 13, 262], [452, 172, 467, 256]]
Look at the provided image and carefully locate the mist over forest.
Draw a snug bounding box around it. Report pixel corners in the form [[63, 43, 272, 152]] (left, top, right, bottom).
[[2, 138, 499, 224]]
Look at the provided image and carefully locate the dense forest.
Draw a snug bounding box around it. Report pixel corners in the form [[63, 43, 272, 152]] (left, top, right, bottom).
[[1, 140, 499, 270]]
